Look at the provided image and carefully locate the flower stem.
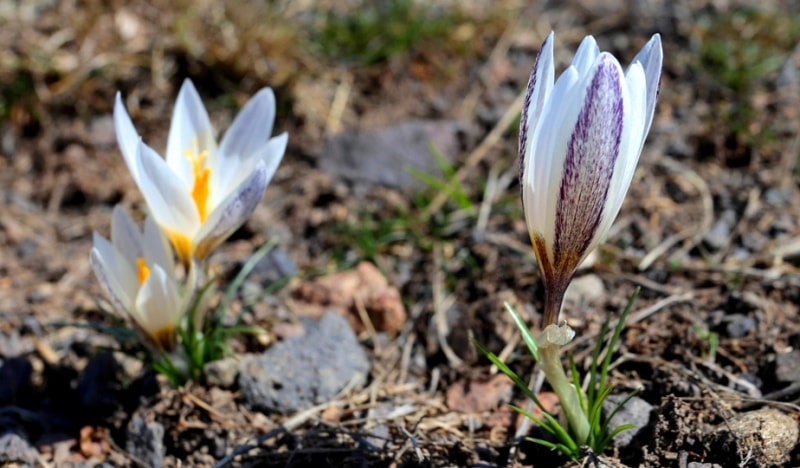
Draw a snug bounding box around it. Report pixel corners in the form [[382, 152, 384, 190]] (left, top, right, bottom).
[[540, 339, 590, 445]]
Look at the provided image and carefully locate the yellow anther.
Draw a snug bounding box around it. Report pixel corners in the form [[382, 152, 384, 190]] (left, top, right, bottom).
[[136, 258, 151, 285], [185, 148, 211, 223]]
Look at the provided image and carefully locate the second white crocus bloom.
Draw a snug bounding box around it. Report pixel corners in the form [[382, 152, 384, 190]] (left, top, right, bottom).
[[519, 32, 663, 325], [114, 79, 288, 265], [90, 206, 188, 351]]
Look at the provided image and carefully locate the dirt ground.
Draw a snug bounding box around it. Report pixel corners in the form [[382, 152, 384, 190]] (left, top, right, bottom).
[[2, 0, 800, 466]]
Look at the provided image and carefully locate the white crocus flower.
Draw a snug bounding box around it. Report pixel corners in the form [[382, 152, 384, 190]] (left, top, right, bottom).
[[114, 79, 288, 265], [519, 32, 663, 326], [90, 206, 187, 351]]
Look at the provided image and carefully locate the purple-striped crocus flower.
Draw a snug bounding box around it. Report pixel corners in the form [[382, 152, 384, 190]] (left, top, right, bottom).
[[519, 32, 662, 326]]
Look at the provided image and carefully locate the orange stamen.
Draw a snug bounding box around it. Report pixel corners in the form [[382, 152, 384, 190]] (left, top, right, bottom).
[[186, 149, 211, 223], [136, 258, 150, 285]]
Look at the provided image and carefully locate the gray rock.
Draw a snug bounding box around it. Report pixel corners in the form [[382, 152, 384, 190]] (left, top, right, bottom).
[[775, 349, 800, 383], [203, 357, 239, 388], [0, 431, 40, 465], [320, 120, 463, 190], [602, 394, 653, 447], [126, 414, 165, 468], [238, 312, 370, 413], [251, 247, 297, 286]]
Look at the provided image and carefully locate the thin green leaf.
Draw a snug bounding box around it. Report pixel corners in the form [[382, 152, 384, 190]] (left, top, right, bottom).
[[504, 301, 540, 362]]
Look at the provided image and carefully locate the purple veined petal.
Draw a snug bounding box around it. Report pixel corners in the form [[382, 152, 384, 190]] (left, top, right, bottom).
[[193, 162, 269, 261], [571, 36, 600, 75], [110, 205, 144, 262], [91, 233, 137, 313], [552, 53, 625, 274], [143, 215, 176, 277], [134, 140, 200, 236], [114, 92, 141, 182], [519, 32, 554, 190], [628, 34, 663, 142], [210, 132, 287, 208], [596, 64, 647, 246], [217, 87, 276, 166], [165, 79, 216, 188]]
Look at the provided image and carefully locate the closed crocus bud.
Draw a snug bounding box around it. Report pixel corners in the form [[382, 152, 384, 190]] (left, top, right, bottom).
[[519, 32, 662, 326], [114, 79, 288, 266]]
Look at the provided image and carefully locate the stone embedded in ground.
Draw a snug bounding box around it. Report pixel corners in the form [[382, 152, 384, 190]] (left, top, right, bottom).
[[238, 311, 370, 413], [446, 374, 513, 413], [775, 349, 800, 382], [711, 408, 798, 466], [126, 414, 165, 468], [602, 394, 653, 448], [0, 431, 40, 466], [203, 357, 239, 388], [564, 274, 606, 307], [319, 120, 463, 190], [250, 247, 297, 287], [292, 261, 407, 336]]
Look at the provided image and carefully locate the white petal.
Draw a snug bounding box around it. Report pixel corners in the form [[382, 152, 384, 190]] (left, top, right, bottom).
[[91, 233, 137, 313], [523, 66, 581, 259], [210, 132, 287, 208], [193, 162, 269, 260], [519, 32, 554, 189], [571, 36, 600, 75], [629, 34, 663, 139], [113, 92, 141, 182], [165, 79, 216, 187], [110, 205, 143, 262], [218, 87, 276, 163], [143, 215, 176, 276], [135, 140, 200, 236], [133, 265, 182, 335]]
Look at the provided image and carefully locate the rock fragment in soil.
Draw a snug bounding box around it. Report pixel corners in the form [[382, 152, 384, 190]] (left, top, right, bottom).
[[126, 413, 166, 468], [238, 311, 370, 413], [292, 261, 406, 336], [0, 431, 40, 466], [711, 408, 798, 466], [446, 374, 513, 413], [774, 349, 800, 382], [319, 120, 463, 190], [602, 394, 653, 447], [203, 357, 239, 388]]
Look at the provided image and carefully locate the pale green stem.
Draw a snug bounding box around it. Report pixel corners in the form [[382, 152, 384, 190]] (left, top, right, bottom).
[[539, 340, 590, 445]]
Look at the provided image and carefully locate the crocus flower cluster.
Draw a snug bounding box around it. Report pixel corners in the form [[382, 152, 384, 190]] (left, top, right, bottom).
[[91, 79, 287, 356]]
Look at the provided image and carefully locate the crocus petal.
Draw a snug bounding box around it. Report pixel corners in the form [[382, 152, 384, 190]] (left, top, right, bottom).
[[193, 162, 269, 261], [134, 140, 200, 235], [134, 265, 182, 349], [113, 93, 141, 182], [629, 34, 663, 141], [165, 79, 217, 187], [523, 65, 581, 254], [91, 233, 137, 312], [110, 205, 144, 262], [552, 55, 624, 270], [217, 87, 276, 164], [595, 63, 647, 245], [143, 215, 176, 277], [210, 132, 287, 208], [519, 32, 554, 188], [571, 36, 600, 75]]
